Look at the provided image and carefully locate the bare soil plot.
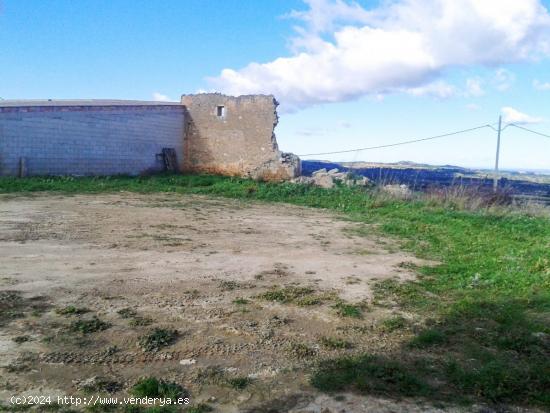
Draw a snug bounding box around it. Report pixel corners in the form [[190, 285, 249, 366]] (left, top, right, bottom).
[[0, 192, 447, 412]]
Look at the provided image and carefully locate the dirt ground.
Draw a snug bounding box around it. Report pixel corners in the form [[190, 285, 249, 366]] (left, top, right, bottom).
[[0, 192, 465, 412]]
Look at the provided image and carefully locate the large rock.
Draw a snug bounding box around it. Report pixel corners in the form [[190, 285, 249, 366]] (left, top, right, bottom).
[[291, 168, 371, 189], [312, 168, 327, 176], [313, 173, 335, 188], [382, 184, 412, 198]]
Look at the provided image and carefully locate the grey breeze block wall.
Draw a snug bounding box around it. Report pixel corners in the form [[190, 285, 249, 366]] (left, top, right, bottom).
[[0, 104, 186, 176]]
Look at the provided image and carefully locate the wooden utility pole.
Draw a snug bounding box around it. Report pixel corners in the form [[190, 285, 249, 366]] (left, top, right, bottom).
[[493, 115, 502, 192]]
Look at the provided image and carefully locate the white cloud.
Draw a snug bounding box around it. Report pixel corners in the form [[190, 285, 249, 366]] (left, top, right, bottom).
[[296, 128, 327, 136], [405, 80, 457, 99], [501, 107, 542, 124], [210, 0, 550, 112], [533, 79, 550, 90], [466, 103, 481, 111], [466, 78, 485, 97], [152, 92, 171, 102], [493, 68, 516, 91]]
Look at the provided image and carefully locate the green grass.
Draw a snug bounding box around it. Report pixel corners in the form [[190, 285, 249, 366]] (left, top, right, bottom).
[[130, 377, 188, 400], [117, 308, 138, 318], [379, 316, 408, 332], [185, 404, 213, 413], [138, 328, 178, 352], [288, 342, 318, 358], [409, 328, 447, 348], [227, 376, 252, 390], [311, 355, 431, 397], [257, 286, 319, 305], [69, 317, 110, 334], [55, 305, 90, 316], [320, 336, 354, 350], [2, 174, 549, 408], [332, 301, 363, 318], [128, 316, 154, 327]]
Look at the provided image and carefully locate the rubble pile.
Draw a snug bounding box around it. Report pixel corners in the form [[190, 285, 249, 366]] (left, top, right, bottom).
[[291, 168, 370, 189]]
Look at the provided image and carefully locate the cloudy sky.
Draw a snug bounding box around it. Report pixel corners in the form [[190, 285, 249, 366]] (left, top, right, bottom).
[[2, 0, 550, 170]]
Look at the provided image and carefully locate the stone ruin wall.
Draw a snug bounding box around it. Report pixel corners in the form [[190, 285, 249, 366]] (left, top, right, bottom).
[[181, 93, 300, 181]]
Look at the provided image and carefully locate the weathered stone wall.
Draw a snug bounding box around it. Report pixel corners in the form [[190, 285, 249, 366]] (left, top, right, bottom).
[[181, 93, 300, 181], [0, 104, 186, 176]]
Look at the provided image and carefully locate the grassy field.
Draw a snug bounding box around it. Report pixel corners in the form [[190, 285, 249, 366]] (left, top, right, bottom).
[[1, 174, 549, 409]]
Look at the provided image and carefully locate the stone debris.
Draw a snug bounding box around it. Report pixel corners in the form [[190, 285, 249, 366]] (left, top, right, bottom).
[[291, 168, 370, 189], [382, 184, 413, 198]]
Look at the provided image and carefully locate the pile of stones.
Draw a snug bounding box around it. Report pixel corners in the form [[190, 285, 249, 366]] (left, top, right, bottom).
[[291, 168, 370, 189]]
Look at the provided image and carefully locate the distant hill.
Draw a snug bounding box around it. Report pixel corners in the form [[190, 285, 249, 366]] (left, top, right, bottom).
[[301, 160, 550, 205]]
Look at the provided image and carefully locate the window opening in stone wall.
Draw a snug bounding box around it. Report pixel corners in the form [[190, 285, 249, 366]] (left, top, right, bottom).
[[217, 106, 225, 118]]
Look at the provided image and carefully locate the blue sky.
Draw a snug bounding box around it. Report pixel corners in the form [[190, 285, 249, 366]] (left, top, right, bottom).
[[1, 0, 550, 170]]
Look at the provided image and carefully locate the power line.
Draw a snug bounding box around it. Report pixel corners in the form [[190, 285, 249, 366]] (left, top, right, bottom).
[[508, 124, 550, 139], [297, 124, 493, 157]]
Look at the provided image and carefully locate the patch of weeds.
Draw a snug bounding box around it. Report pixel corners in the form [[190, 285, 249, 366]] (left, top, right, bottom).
[[396, 261, 418, 270], [311, 354, 431, 397], [186, 404, 213, 413], [379, 316, 408, 333], [56, 305, 90, 316], [144, 407, 181, 413], [184, 289, 200, 299], [255, 264, 290, 279], [12, 335, 30, 344], [336, 325, 372, 334], [129, 316, 154, 327], [69, 317, 110, 334], [139, 328, 178, 352], [371, 279, 426, 309], [79, 376, 122, 394], [0, 291, 28, 326], [117, 307, 137, 318], [218, 280, 240, 291], [123, 405, 179, 413], [233, 297, 250, 305], [227, 376, 252, 390], [102, 345, 120, 356], [5, 352, 38, 373], [320, 336, 353, 350], [0, 403, 31, 411], [332, 301, 362, 318], [192, 366, 225, 385], [288, 342, 318, 358], [258, 286, 321, 306], [37, 402, 79, 412], [85, 403, 118, 412], [130, 377, 188, 401], [345, 276, 362, 285], [295, 296, 322, 306], [409, 329, 447, 348]]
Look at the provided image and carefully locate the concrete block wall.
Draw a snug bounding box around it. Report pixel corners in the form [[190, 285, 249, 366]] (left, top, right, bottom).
[[0, 104, 186, 176]]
